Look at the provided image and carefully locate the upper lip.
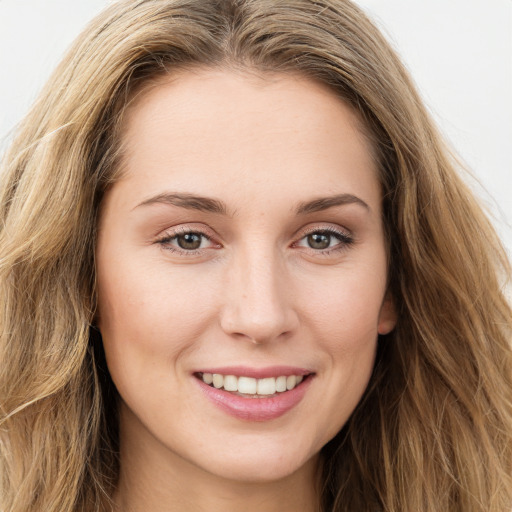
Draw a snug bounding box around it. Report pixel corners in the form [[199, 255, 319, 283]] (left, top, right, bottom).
[[194, 365, 314, 379]]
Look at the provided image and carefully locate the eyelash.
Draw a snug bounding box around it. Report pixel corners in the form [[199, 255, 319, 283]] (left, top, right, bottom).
[[155, 227, 217, 256], [155, 225, 354, 257], [293, 226, 354, 255]]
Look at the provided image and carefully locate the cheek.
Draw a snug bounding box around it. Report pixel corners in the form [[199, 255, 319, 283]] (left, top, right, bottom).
[[295, 264, 385, 434], [95, 254, 218, 386], [299, 260, 387, 346], [314, 277, 382, 381]]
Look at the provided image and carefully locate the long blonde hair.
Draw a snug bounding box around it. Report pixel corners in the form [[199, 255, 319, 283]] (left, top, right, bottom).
[[1, 1, 511, 510]]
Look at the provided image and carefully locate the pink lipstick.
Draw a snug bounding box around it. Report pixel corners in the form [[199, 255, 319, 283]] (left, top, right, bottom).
[[194, 367, 313, 422]]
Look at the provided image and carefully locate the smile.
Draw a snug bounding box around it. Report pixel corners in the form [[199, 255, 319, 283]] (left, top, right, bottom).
[[194, 368, 314, 421], [198, 372, 306, 397]]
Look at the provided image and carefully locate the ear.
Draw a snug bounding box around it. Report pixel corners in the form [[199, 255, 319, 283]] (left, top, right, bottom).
[[377, 292, 397, 335]]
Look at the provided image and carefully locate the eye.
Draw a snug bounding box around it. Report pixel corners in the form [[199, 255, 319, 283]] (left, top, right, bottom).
[[295, 227, 353, 252], [156, 228, 218, 254], [305, 232, 334, 250], [174, 232, 206, 250]]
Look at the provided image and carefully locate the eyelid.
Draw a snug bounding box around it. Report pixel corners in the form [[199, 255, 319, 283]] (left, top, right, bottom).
[[294, 223, 353, 242], [154, 224, 221, 254], [298, 223, 351, 238], [153, 222, 354, 257], [155, 223, 217, 240], [292, 224, 355, 253]]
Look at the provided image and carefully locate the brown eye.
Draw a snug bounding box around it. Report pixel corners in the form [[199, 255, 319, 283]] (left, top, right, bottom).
[[176, 233, 203, 250], [295, 227, 354, 254], [157, 228, 219, 255], [307, 233, 331, 250]]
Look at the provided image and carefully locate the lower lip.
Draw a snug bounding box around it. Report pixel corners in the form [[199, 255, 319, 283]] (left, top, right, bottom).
[[196, 376, 313, 422]]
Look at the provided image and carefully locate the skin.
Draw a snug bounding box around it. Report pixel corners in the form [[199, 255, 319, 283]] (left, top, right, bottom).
[[96, 68, 397, 512]]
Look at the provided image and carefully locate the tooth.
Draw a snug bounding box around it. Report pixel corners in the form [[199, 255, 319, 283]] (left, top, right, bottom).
[[212, 374, 224, 389], [275, 376, 287, 392], [238, 376, 257, 394], [286, 375, 296, 390], [257, 377, 276, 395], [206, 373, 304, 394], [223, 375, 238, 391]]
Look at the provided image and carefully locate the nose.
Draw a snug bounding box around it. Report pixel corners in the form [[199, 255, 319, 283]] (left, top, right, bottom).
[[219, 249, 299, 344]]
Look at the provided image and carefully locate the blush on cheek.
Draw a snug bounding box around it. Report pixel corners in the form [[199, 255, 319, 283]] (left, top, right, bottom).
[[314, 287, 379, 350], [321, 323, 378, 370]]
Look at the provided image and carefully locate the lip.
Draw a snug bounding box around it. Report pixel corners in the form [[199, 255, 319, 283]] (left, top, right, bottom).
[[194, 365, 313, 379], [194, 370, 314, 422]]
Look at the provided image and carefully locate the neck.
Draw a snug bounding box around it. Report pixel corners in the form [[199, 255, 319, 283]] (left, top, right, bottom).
[[113, 406, 321, 512]]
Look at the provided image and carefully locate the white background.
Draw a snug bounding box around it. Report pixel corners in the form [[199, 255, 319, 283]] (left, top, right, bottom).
[[1, 0, 511, 259]]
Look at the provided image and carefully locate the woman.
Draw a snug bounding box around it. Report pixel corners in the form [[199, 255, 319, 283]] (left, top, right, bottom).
[[0, 1, 511, 511]]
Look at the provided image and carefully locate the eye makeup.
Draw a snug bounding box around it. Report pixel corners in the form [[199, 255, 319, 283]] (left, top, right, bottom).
[[154, 223, 355, 259]]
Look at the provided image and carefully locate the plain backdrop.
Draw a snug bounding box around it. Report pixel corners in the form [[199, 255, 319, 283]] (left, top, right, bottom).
[[1, 0, 511, 261]]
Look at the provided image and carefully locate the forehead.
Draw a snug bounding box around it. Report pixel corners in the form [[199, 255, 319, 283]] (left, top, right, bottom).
[[120, 67, 375, 157], [111, 67, 380, 213]]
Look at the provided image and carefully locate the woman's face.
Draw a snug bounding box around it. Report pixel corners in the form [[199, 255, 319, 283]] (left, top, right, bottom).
[[96, 68, 396, 483]]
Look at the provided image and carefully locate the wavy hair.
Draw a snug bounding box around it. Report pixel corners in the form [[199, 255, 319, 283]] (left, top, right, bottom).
[[1, 1, 511, 510]]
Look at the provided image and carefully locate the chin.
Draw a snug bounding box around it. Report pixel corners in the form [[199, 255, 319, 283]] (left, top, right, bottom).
[[189, 436, 320, 484]]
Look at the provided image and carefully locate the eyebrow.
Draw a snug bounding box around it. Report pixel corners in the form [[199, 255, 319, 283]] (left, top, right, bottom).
[[295, 193, 370, 214], [135, 192, 228, 215], [135, 191, 370, 215]]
